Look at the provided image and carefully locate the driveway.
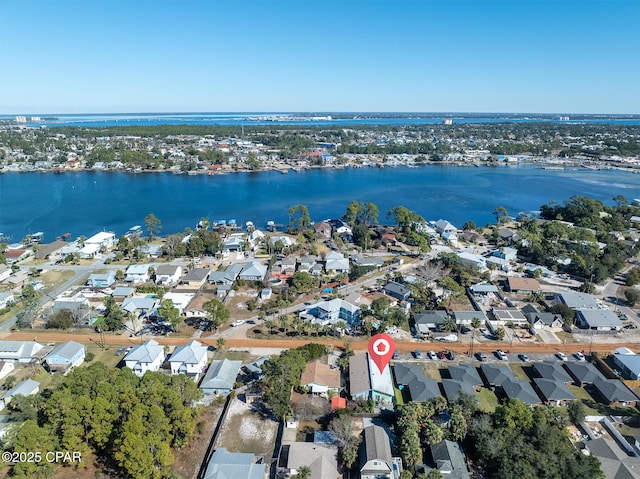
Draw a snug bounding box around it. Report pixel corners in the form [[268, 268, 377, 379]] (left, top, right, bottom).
[[537, 328, 561, 344]]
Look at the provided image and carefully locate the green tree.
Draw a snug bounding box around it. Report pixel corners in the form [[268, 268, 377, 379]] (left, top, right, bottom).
[[288, 204, 311, 233], [493, 205, 509, 224], [494, 326, 506, 340], [296, 465, 312, 479], [158, 299, 181, 332], [203, 299, 230, 332], [625, 288, 640, 306], [9, 419, 58, 478], [568, 400, 586, 424], [47, 309, 74, 329], [144, 213, 162, 240]]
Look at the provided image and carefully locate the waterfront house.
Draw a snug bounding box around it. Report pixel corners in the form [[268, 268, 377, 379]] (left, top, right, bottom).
[[359, 425, 400, 479], [182, 268, 210, 288], [3, 249, 30, 263], [200, 359, 242, 395], [123, 339, 165, 377], [0, 265, 12, 283], [203, 448, 267, 479], [86, 271, 116, 288], [435, 219, 457, 234], [154, 264, 182, 286], [300, 360, 341, 397], [239, 261, 268, 281], [44, 341, 85, 373], [313, 221, 332, 240], [169, 340, 208, 381], [85, 231, 116, 249], [125, 264, 151, 284], [0, 341, 43, 363]]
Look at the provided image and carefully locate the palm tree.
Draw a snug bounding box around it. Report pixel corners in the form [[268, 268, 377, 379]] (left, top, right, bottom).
[[296, 466, 312, 479], [265, 320, 275, 335], [216, 337, 226, 357]]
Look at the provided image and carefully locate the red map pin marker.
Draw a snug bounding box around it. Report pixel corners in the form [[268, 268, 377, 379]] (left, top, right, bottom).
[[368, 333, 395, 373]]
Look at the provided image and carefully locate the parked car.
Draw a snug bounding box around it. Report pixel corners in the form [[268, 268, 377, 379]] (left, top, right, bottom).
[[414, 349, 423, 359], [231, 320, 246, 327], [428, 351, 438, 360], [518, 353, 529, 362], [393, 350, 400, 360], [446, 350, 456, 361], [574, 351, 586, 361], [438, 351, 447, 360], [476, 352, 487, 361], [115, 347, 125, 356], [556, 352, 568, 361], [496, 349, 508, 360]]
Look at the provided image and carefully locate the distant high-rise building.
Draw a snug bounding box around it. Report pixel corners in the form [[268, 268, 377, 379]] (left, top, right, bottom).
[[15, 116, 27, 123], [443, 118, 453, 125]]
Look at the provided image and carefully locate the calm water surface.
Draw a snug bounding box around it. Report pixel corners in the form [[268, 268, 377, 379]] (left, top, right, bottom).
[[0, 165, 638, 241]]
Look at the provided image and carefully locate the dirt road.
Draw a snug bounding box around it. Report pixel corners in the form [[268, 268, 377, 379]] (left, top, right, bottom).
[[4, 331, 638, 355]]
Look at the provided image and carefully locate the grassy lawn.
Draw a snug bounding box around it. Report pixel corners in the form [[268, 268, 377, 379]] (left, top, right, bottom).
[[569, 385, 640, 418], [477, 388, 499, 413], [394, 386, 406, 405], [219, 351, 253, 362], [509, 363, 530, 380], [555, 331, 578, 344], [421, 361, 442, 380]]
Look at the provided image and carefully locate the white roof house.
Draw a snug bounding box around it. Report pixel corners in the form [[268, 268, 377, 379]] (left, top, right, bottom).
[[155, 264, 182, 286], [85, 231, 116, 248], [325, 251, 350, 274], [0, 341, 43, 363], [123, 339, 165, 377], [125, 264, 152, 284], [162, 292, 195, 315], [169, 340, 208, 380]]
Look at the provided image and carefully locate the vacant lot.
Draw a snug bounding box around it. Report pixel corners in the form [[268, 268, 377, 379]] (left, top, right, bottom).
[[214, 397, 278, 459]]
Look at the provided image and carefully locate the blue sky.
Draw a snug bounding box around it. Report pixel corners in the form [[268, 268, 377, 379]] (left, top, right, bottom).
[[1, 0, 638, 114]]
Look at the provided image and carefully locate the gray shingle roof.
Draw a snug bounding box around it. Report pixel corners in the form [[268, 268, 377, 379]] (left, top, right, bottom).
[[46, 341, 84, 362], [533, 361, 573, 383], [592, 376, 638, 404], [124, 339, 164, 363], [170, 340, 207, 365], [448, 364, 483, 387], [361, 425, 392, 466], [480, 364, 516, 387], [564, 361, 604, 384], [408, 377, 442, 402], [428, 440, 470, 479], [441, 379, 479, 403], [533, 378, 576, 402], [200, 359, 242, 391], [501, 378, 541, 405], [349, 353, 371, 397]]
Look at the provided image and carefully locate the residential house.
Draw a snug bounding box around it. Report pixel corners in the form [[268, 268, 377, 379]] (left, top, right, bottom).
[[209, 263, 243, 285], [0, 292, 15, 309], [86, 271, 116, 288], [533, 361, 573, 384], [155, 264, 182, 286], [420, 440, 471, 479], [575, 309, 621, 331], [162, 292, 194, 315], [300, 360, 341, 397], [383, 281, 412, 302], [0, 379, 40, 412], [111, 286, 135, 300], [497, 228, 518, 243], [169, 340, 208, 381], [506, 277, 541, 294], [494, 247, 518, 261], [592, 376, 638, 407], [3, 249, 31, 263], [435, 219, 457, 234], [492, 308, 529, 327], [279, 257, 297, 276], [349, 353, 394, 404], [554, 291, 600, 310], [325, 251, 349, 274], [452, 310, 487, 328], [121, 296, 158, 316], [522, 305, 563, 330], [125, 264, 151, 284], [0, 265, 12, 283], [203, 448, 267, 479], [44, 341, 86, 373], [441, 379, 479, 403], [123, 339, 165, 377], [359, 425, 399, 479], [393, 363, 442, 402], [532, 378, 576, 405], [457, 252, 487, 271], [304, 298, 361, 326], [313, 221, 332, 240], [279, 442, 340, 479], [448, 364, 483, 390], [564, 361, 605, 386], [480, 364, 516, 389], [0, 361, 15, 380], [469, 283, 499, 295], [584, 438, 640, 479], [0, 341, 43, 363], [223, 235, 244, 252], [182, 268, 210, 288], [200, 359, 242, 395], [501, 378, 541, 405], [414, 311, 449, 336], [52, 294, 91, 319], [613, 348, 640, 380], [459, 230, 487, 245], [351, 254, 384, 268], [239, 261, 268, 281], [85, 231, 116, 249]]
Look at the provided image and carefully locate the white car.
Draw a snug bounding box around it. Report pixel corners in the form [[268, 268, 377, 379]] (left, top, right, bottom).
[[575, 352, 586, 361], [556, 352, 568, 361], [496, 350, 508, 360], [427, 351, 438, 360], [231, 320, 246, 327]]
